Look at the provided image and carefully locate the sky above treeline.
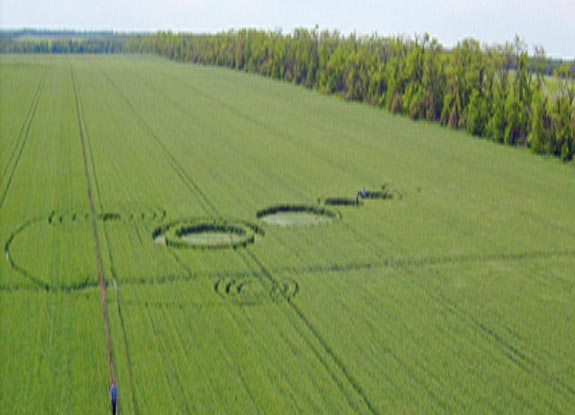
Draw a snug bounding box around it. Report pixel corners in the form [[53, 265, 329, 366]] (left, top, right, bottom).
[[1, 0, 574, 58]]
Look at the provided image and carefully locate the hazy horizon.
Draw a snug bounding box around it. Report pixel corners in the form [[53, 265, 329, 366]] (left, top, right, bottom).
[[1, 0, 574, 59]]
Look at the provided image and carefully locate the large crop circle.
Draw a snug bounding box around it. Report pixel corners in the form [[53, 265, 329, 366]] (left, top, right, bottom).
[[153, 218, 263, 249], [256, 204, 340, 226]]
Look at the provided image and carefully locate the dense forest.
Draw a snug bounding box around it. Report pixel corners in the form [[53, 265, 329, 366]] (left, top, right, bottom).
[[3, 29, 575, 162]]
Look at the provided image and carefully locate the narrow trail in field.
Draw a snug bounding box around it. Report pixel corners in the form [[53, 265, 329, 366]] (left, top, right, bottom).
[[134, 71, 312, 202], [98, 63, 220, 276], [338, 216, 575, 412], [0, 67, 46, 210], [78, 73, 140, 414], [241, 249, 382, 415], [160, 69, 358, 183], [4, 245, 575, 296], [70, 63, 116, 392], [98, 65, 218, 217]]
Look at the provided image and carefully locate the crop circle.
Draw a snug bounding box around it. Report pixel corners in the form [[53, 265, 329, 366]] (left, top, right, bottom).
[[153, 218, 263, 249], [256, 204, 340, 226], [214, 277, 300, 305], [322, 197, 362, 207], [361, 185, 395, 200]]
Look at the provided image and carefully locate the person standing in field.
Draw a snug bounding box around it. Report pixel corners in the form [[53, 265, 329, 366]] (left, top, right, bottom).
[[110, 381, 118, 415]]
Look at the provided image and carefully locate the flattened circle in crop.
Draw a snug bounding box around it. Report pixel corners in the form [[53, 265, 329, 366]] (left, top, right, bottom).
[[256, 205, 339, 226], [153, 218, 263, 249]]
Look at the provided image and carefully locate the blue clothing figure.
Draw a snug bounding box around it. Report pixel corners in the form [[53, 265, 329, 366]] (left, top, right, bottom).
[[110, 381, 118, 415], [362, 187, 367, 198]]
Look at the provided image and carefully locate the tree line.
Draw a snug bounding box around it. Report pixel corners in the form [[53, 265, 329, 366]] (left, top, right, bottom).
[[125, 29, 575, 163], [3, 29, 574, 162], [0, 30, 128, 54]]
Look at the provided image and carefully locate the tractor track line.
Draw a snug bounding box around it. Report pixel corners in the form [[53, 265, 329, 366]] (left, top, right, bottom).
[[240, 249, 380, 415], [341, 216, 575, 409], [0, 68, 46, 209], [139, 74, 311, 202], [80, 72, 139, 415], [161, 69, 355, 182], [99, 64, 221, 289], [112, 280, 140, 414], [71, 64, 140, 414], [0, 68, 43, 181], [70, 63, 116, 387], [98, 66, 219, 217], [152, 301, 194, 413], [436, 290, 574, 405]]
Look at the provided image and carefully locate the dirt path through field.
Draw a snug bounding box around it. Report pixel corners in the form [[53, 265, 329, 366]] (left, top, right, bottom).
[[71, 64, 115, 385]]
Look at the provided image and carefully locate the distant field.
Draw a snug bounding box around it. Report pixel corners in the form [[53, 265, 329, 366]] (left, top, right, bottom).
[[1, 54, 574, 414]]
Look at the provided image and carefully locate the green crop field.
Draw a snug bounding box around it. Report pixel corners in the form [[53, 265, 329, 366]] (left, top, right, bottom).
[[1, 54, 574, 414]]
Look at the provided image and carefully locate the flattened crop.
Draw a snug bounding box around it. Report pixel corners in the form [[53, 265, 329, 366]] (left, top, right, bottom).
[[256, 204, 340, 226]]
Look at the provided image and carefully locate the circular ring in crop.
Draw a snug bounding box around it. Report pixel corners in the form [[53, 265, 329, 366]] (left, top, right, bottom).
[[214, 277, 299, 306], [256, 204, 340, 226], [214, 278, 269, 305], [271, 278, 299, 300], [153, 218, 264, 249]]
